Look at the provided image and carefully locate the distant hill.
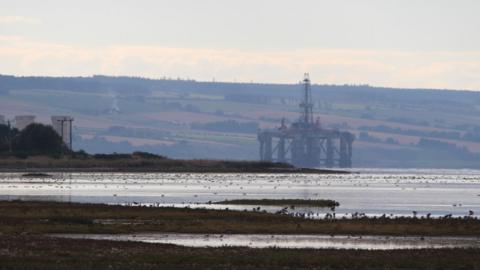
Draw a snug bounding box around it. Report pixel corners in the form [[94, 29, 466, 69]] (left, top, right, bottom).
[[2, 74, 480, 168]]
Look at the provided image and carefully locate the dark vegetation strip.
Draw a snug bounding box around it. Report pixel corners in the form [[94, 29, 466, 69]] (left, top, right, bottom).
[[21, 173, 53, 178], [0, 155, 347, 173], [0, 236, 479, 270], [215, 199, 340, 208], [1, 201, 480, 236]]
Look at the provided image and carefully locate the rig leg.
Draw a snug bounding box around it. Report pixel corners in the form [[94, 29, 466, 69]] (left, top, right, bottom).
[[264, 134, 273, 162], [259, 140, 265, 161], [277, 137, 286, 162], [326, 137, 334, 168], [347, 135, 353, 168], [339, 136, 348, 168]]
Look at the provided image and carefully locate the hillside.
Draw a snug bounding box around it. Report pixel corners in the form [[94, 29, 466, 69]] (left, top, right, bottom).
[[2, 74, 480, 168]]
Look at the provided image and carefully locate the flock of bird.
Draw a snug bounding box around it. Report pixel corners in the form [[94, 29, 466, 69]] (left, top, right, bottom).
[[0, 172, 478, 219]]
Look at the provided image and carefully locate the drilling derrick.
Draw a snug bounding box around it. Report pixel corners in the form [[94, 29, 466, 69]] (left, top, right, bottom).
[[258, 74, 354, 168], [299, 73, 314, 126]]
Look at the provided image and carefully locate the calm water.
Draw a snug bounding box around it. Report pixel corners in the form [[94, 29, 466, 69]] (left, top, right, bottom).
[[1, 170, 479, 217], [52, 233, 480, 250]]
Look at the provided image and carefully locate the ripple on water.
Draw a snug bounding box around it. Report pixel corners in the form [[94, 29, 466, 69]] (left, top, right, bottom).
[[0, 171, 479, 218]]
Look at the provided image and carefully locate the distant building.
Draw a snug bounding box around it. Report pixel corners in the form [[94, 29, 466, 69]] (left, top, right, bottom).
[[0, 115, 5, 125], [14, 115, 35, 131], [51, 116, 74, 149]]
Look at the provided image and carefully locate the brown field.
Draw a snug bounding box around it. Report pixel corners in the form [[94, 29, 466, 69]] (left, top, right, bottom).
[[141, 111, 236, 124], [101, 135, 176, 146]]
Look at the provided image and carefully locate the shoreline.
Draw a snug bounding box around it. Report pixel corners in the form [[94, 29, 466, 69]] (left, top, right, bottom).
[[0, 167, 350, 174], [0, 156, 350, 174]]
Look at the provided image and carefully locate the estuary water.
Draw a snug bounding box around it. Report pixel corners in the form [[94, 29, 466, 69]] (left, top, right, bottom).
[[0, 169, 479, 218], [52, 233, 480, 250]]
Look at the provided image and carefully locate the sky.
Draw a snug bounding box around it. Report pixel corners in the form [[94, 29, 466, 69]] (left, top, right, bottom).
[[1, 0, 479, 90]]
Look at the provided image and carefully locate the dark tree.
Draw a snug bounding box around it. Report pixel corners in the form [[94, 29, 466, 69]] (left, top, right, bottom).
[[0, 124, 9, 152], [13, 123, 65, 155], [0, 124, 18, 153]]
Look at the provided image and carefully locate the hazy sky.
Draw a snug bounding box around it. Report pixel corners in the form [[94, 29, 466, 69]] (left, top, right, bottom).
[[1, 0, 479, 89]]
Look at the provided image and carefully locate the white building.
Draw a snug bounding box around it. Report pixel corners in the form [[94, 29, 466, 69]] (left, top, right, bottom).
[[51, 116, 74, 149], [14, 115, 35, 130], [0, 115, 5, 125]]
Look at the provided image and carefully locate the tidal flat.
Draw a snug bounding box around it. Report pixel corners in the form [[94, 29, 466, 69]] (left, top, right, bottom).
[[1, 236, 480, 270], [1, 201, 480, 236], [0, 201, 480, 269], [1, 171, 478, 217], [1, 169, 479, 269]]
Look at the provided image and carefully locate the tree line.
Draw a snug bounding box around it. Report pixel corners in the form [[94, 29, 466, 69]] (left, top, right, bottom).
[[0, 123, 65, 157]]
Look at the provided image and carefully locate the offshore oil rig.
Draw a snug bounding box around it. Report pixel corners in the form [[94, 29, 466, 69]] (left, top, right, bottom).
[[257, 74, 354, 168]]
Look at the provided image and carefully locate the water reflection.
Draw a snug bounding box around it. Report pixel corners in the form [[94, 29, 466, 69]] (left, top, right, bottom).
[[0, 171, 479, 217], [52, 233, 480, 250]]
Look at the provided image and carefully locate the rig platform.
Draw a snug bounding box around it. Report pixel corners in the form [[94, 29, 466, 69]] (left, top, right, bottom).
[[257, 74, 354, 168]]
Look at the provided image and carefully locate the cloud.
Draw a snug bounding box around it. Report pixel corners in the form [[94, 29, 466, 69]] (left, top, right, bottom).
[[0, 16, 41, 25], [0, 35, 479, 90]]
